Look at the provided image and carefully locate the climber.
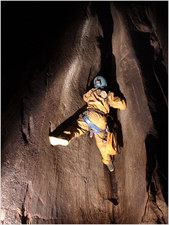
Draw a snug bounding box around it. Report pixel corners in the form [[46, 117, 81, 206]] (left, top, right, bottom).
[[49, 76, 126, 172]]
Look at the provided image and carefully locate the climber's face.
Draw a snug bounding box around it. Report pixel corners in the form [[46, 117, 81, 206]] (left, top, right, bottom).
[[95, 80, 101, 87], [93, 76, 107, 88]]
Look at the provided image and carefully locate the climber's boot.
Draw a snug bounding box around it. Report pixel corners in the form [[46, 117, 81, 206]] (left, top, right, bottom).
[[49, 134, 69, 146], [106, 162, 114, 172]]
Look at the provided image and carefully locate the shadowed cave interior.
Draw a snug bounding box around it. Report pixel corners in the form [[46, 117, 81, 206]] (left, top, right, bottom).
[[1, 1, 168, 224]]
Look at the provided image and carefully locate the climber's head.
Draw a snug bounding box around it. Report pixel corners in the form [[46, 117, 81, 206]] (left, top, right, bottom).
[[93, 76, 107, 89]]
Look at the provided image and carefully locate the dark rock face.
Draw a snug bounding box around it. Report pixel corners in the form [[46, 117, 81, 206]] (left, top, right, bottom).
[[1, 2, 168, 224]]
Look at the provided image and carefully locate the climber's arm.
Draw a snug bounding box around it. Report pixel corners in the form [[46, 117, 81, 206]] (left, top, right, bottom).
[[108, 92, 126, 110], [83, 88, 95, 102]]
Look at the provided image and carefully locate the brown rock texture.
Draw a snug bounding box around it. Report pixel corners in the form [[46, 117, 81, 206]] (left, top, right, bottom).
[[1, 2, 168, 224]]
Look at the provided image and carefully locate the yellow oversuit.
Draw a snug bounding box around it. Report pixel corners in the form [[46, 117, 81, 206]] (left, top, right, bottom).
[[61, 88, 126, 165]]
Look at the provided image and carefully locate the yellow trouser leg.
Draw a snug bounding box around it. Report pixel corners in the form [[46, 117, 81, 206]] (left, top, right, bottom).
[[85, 111, 115, 165], [63, 117, 89, 141], [58, 111, 117, 166], [94, 132, 112, 165]]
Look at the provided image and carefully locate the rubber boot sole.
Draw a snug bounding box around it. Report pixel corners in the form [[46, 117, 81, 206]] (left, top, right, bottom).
[[49, 136, 69, 146]]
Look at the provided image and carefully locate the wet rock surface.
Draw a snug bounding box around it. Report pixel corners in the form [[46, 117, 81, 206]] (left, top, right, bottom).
[[2, 2, 168, 224]]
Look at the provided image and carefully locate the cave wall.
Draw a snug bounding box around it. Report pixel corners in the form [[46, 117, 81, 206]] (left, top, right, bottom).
[[110, 2, 168, 223], [2, 2, 113, 224], [1, 2, 168, 224], [110, 4, 152, 223], [113, 2, 168, 223]]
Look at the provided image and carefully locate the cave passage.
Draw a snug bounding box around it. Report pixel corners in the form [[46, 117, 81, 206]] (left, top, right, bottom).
[[1, 2, 168, 224]]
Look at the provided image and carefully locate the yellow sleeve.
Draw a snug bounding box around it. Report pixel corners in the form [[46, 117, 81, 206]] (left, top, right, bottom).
[[83, 88, 95, 103], [108, 92, 126, 110]]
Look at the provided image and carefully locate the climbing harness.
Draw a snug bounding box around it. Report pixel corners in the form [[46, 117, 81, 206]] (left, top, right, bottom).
[[83, 115, 104, 133], [82, 108, 114, 136], [87, 108, 114, 122], [87, 108, 106, 116]]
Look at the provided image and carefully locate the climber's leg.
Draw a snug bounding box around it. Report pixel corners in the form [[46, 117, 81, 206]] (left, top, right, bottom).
[[49, 117, 89, 146], [94, 131, 114, 172]]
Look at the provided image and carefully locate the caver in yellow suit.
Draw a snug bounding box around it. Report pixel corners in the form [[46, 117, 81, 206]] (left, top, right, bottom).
[[49, 76, 126, 172]]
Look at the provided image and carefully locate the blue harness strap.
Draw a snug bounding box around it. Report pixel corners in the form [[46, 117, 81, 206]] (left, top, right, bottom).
[[83, 115, 103, 133]]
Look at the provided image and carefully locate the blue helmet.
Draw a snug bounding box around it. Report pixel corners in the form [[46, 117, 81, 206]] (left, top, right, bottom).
[[93, 76, 107, 88]]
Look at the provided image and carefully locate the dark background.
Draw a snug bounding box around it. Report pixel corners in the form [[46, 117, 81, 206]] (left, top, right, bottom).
[[2, 1, 87, 113]]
